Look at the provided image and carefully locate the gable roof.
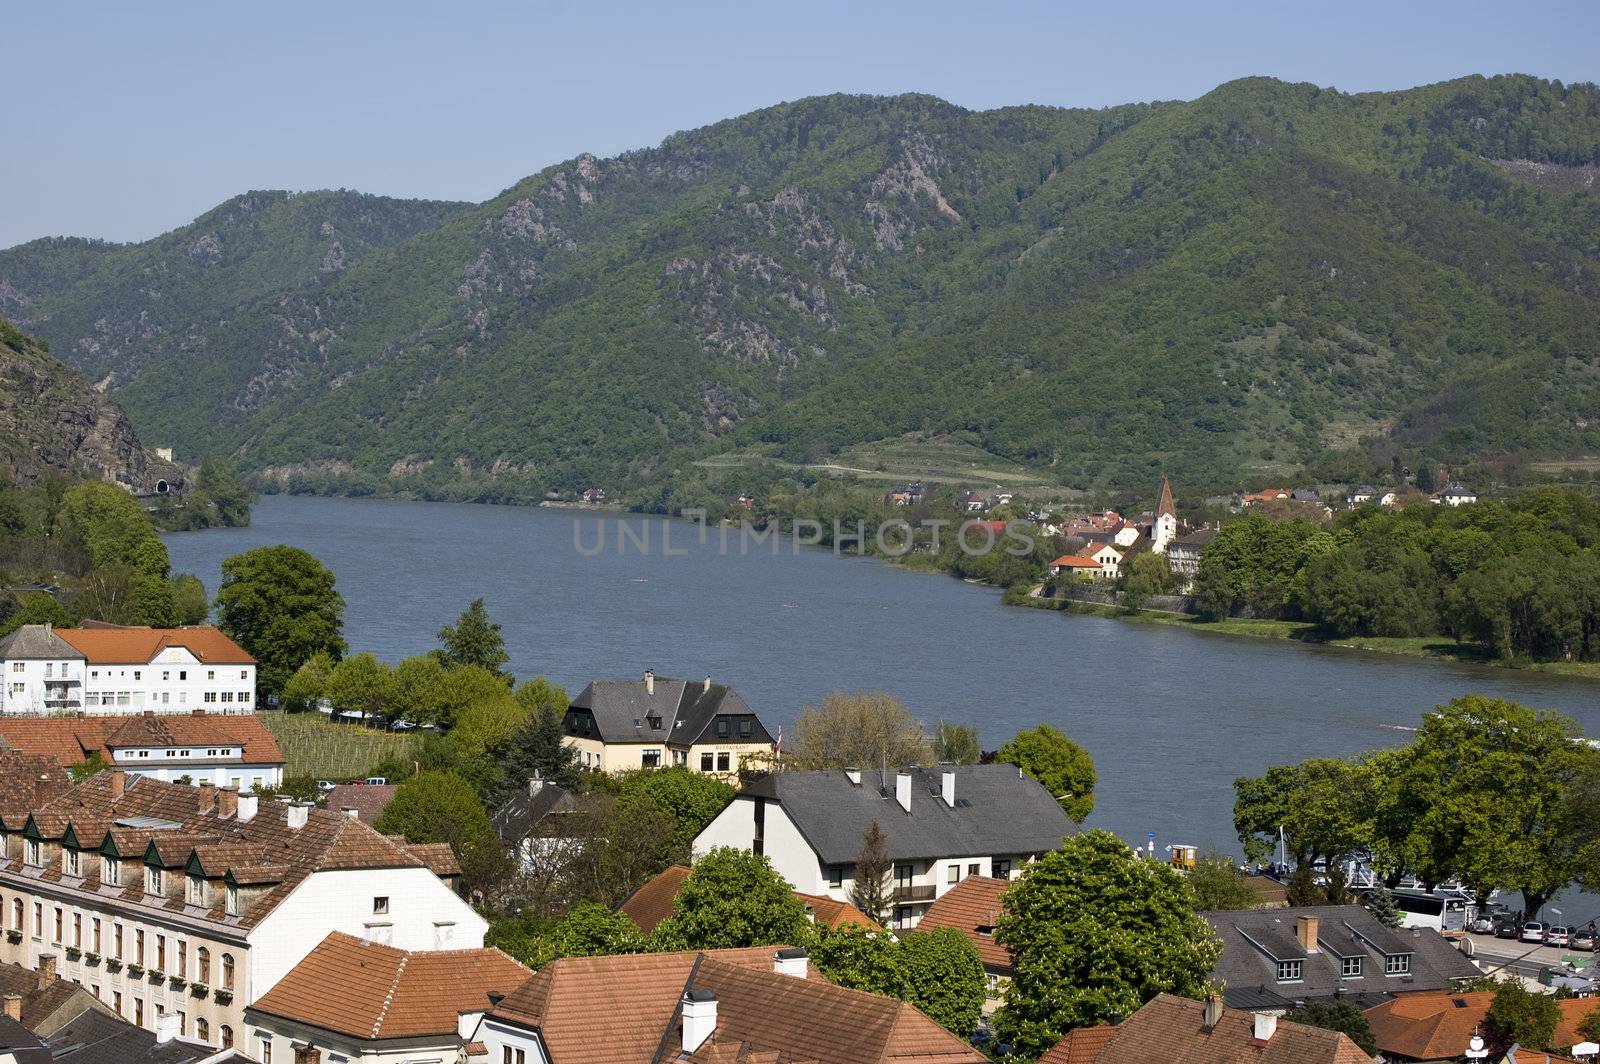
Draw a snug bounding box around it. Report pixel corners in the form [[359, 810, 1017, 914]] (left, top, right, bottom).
[[53, 625, 254, 665], [0, 625, 84, 662], [1156, 478, 1176, 519], [736, 766, 1078, 866], [324, 784, 398, 826], [619, 866, 880, 935], [488, 948, 979, 1064], [0, 752, 71, 825], [0, 1014, 51, 1064], [1169, 528, 1218, 552], [248, 931, 528, 1041], [1039, 994, 1369, 1064], [42, 1004, 253, 1064], [1048, 555, 1102, 569], [489, 782, 579, 845], [1202, 905, 1479, 1009], [567, 675, 771, 747], [0, 961, 109, 1033], [0, 714, 284, 769], [915, 876, 1011, 973], [1364, 990, 1597, 1059]]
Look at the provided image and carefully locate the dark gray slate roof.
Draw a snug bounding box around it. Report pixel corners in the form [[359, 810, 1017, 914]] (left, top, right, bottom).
[[1169, 529, 1217, 551], [565, 674, 772, 747], [1203, 904, 1480, 1009], [0, 625, 84, 662], [740, 765, 1079, 865], [43, 1007, 249, 1064], [490, 782, 580, 845], [0, 1015, 50, 1064]]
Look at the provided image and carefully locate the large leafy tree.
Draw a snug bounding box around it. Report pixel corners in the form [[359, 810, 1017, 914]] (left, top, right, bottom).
[[373, 770, 508, 894], [810, 925, 906, 996], [435, 598, 511, 679], [394, 657, 510, 729], [994, 830, 1221, 1057], [1373, 696, 1596, 916], [322, 652, 400, 717], [994, 724, 1097, 822], [651, 847, 813, 951], [787, 692, 933, 770], [1186, 851, 1259, 911], [898, 929, 987, 1036], [548, 901, 646, 957], [1284, 1001, 1378, 1055], [1233, 757, 1374, 902], [1486, 980, 1560, 1050], [615, 768, 735, 852], [214, 545, 346, 695]]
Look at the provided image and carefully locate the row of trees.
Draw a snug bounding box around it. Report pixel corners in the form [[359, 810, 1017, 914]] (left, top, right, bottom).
[[1233, 695, 1600, 917], [1194, 488, 1600, 661]]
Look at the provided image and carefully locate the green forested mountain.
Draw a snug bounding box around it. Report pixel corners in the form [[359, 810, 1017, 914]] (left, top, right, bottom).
[[2, 75, 1598, 500]]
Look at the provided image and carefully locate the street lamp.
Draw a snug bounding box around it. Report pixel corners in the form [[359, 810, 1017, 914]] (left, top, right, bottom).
[[1465, 1029, 1489, 1061]]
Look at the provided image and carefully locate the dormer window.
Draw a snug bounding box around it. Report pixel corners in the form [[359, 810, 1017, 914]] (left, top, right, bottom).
[[63, 848, 80, 877], [146, 866, 164, 895], [1384, 953, 1412, 976], [103, 856, 120, 886], [24, 840, 41, 866], [1341, 956, 1363, 978], [187, 875, 207, 906], [1275, 959, 1303, 983], [715, 719, 731, 738], [225, 885, 239, 916]]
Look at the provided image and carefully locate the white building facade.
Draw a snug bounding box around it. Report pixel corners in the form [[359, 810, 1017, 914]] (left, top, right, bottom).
[[0, 626, 257, 716]]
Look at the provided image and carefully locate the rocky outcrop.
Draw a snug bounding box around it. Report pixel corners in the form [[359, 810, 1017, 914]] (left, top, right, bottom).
[[0, 317, 183, 495]]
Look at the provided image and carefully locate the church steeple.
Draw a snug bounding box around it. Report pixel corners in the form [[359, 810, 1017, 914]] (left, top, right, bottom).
[[1156, 477, 1176, 520], [1151, 477, 1178, 553]]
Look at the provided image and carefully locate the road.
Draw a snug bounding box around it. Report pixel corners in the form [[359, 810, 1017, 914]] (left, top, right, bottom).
[[1463, 931, 1597, 980]]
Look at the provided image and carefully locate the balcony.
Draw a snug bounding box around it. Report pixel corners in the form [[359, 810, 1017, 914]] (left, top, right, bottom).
[[892, 883, 936, 903]]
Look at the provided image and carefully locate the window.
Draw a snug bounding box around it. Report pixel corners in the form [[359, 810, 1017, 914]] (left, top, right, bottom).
[[135, 929, 145, 964], [737, 719, 752, 739], [947, 864, 960, 884], [53, 907, 62, 943], [203, 692, 217, 704], [503, 1048, 526, 1064], [1275, 959, 1303, 983], [240, 670, 247, 680], [103, 857, 119, 886], [829, 866, 843, 889], [63, 848, 80, 876], [9, 899, 18, 930], [1341, 956, 1363, 978], [176, 939, 186, 977], [146, 866, 163, 895], [258, 1036, 272, 1064], [134, 998, 143, 1026], [25, 840, 41, 866], [73, 913, 82, 947], [207, 671, 215, 681], [640, 750, 661, 769], [715, 719, 730, 738], [894, 905, 913, 931], [177, 1011, 186, 1036], [220, 1026, 233, 1049], [225, 886, 239, 915], [179, 671, 186, 681], [221, 692, 233, 703], [155, 934, 166, 973], [196, 948, 210, 984], [196, 1018, 209, 1043], [114, 923, 123, 959], [240, 691, 251, 703], [33, 902, 42, 937], [112, 991, 122, 1016], [187, 876, 206, 906], [716, 752, 730, 772], [1385, 953, 1412, 976], [373, 897, 390, 915], [700, 753, 714, 772], [221, 952, 234, 990], [93, 918, 101, 953]]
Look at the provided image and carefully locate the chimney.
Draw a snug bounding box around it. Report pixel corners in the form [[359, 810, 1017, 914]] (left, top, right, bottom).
[[292, 1042, 321, 1064], [772, 948, 808, 978], [1202, 991, 1223, 1030], [844, 768, 861, 786], [287, 802, 309, 830], [108, 771, 126, 799], [486, 991, 505, 1007], [155, 1011, 181, 1044], [941, 769, 956, 807], [342, 806, 359, 819], [216, 787, 238, 819], [3, 995, 20, 1022], [37, 954, 57, 989], [197, 781, 215, 814], [644, 669, 654, 695], [1252, 1012, 1278, 1042], [703, 675, 711, 693], [895, 771, 912, 814], [680, 989, 717, 1053], [1295, 915, 1319, 953], [237, 793, 258, 823], [527, 772, 545, 797]]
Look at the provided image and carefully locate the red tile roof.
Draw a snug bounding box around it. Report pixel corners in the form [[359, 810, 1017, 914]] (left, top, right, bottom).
[[324, 784, 398, 825], [54, 626, 254, 665], [0, 714, 284, 768], [1039, 994, 1370, 1064], [1049, 555, 1102, 569], [916, 876, 1011, 972], [248, 931, 528, 1040], [1364, 990, 1597, 1059], [0, 752, 70, 824]]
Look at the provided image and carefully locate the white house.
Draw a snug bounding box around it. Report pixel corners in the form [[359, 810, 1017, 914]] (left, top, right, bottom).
[[1084, 541, 1124, 579], [246, 932, 528, 1064], [0, 714, 286, 793], [1, 625, 257, 716], [0, 765, 485, 1050], [1432, 486, 1478, 507], [693, 764, 1078, 931]]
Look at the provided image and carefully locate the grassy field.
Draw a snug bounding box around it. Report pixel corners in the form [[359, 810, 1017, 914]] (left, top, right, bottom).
[[259, 712, 423, 781]]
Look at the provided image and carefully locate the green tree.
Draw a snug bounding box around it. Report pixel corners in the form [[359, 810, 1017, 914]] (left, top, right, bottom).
[[810, 925, 906, 996], [69, 751, 111, 782], [1187, 851, 1258, 911], [322, 652, 400, 718], [195, 456, 254, 527], [932, 721, 981, 765], [491, 681, 580, 803], [1373, 696, 1596, 916], [373, 770, 508, 894], [394, 657, 509, 728], [850, 821, 892, 925], [1578, 1002, 1600, 1043], [280, 651, 335, 711], [1121, 551, 1175, 610], [1486, 980, 1560, 1050], [615, 768, 735, 853], [0, 593, 69, 638], [994, 830, 1222, 1057], [485, 912, 557, 970], [787, 692, 933, 770], [171, 573, 208, 625], [1284, 1001, 1378, 1055], [590, 792, 687, 906], [898, 929, 987, 1036], [1233, 758, 1373, 903], [994, 724, 1096, 822], [58, 480, 170, 580], [435, 598, 511, 679], [214, 545, 346, 695], [549, 901, 645, 957], [447, 693, 535, 795], [1361, 884, 1405, 929], [652, 847, 813, 951]]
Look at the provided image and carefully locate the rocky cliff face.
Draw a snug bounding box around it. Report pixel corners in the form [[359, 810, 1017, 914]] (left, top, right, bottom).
[[0, 316, 183, 494]]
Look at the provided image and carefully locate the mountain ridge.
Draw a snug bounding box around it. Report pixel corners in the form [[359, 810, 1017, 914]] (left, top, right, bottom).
[[3, 73, 1597, 501]]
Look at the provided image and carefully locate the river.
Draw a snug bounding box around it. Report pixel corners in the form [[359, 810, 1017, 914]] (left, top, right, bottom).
[[164, 494, 1600, 915]]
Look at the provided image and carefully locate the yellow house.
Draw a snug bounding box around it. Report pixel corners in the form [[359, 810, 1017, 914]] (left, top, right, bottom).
[[562, 671, 773, 778]]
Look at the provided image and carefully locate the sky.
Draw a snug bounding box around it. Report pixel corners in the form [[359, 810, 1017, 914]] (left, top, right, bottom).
[[1, 0, 1596, 248]]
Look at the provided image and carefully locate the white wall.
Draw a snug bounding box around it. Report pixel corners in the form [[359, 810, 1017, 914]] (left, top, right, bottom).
[[475, 1016, 550, 1064], [693, 800, 824, 894], [124, 762, 283, 792], [247, 868, 487, 999], [83, 648, 257, 714], [1, 656, 86, 713]]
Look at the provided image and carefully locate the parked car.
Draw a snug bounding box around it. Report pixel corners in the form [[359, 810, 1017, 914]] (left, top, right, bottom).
[[364, 776, 388, 785], [1522, 922, 1548, 943], [1547, 925, 1572, 947], [1571, 928, 1598, 951], [1470, 913, 1496, 935], [316, 779, 337, 792], [1495, 916, 1522, 939]]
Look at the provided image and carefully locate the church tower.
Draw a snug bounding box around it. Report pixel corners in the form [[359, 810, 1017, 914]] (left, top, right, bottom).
[[1151, 477, 1178, 553]]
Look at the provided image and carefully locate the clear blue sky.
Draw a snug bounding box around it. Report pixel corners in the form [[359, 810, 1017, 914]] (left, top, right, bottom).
[[2, 0, 1595, 248]]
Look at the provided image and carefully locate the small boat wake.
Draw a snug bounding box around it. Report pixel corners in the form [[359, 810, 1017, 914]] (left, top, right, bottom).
[[1378, 723, 1418, 733]]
